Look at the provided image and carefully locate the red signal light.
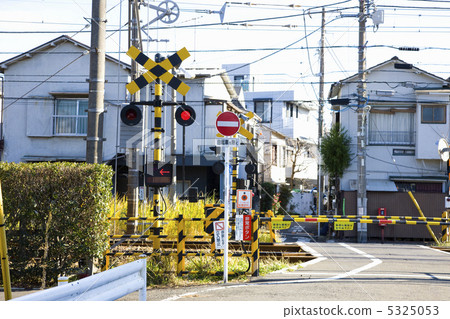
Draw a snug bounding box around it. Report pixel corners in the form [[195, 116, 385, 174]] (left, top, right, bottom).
[[181, 110, 191, 121], [175, 105, 196, 126], [120, 104, 142, 126]]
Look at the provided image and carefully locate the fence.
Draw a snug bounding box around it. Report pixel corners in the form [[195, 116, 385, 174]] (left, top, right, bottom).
[[11, 258, 147, 301]]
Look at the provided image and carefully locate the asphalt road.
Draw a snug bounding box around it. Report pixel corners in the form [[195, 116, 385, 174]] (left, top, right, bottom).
[[138, 242, 450, 301], [3, 240, 450, 302]]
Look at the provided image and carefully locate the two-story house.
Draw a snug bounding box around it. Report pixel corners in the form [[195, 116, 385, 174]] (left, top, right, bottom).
[[329, 56, 450, 240], [222, 62, 319, 189], [0, 35, 129, 164], [0, 35, 261, 201]]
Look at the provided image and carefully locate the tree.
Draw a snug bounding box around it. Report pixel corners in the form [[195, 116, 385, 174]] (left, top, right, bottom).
[[287, 138, 315, 190], [320, 123, 352, 209]]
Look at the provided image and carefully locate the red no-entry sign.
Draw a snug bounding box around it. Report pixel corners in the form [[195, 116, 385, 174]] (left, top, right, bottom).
[[216, 112, 240, 136]]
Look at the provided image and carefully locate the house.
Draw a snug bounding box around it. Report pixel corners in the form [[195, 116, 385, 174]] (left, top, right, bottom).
[[0, 35, 263, 201], [222, 62, 319, 189], [328, 56, 450, 240], [0, 35, 130, 164]]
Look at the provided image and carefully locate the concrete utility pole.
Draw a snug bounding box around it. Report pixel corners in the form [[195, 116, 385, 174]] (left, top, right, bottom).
[[356, 0, 368, 242], [86, 0, 106, 164], [317, 8, 325, 216], [126, 0, 142, 234]]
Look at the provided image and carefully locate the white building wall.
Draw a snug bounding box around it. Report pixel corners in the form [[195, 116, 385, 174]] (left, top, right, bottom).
[[335, 61, 449, 191], [2, 42, 129, 163]]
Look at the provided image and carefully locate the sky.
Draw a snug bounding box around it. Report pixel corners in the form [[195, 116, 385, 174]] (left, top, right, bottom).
[[2, 0, 450, 108]]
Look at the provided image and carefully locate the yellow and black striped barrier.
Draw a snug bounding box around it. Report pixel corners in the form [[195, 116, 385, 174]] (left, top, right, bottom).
[[261, 216, 450, 226], [177, 214, 185, 276], [288, 214, 450, 222], [251, 214, 260, 277], [443, 211, 449, 243]]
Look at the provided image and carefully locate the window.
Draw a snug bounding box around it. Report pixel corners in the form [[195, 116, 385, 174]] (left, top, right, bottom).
[[53, 99, 88, 135], [369, 110, 415, 145], [254, 99, 272, 123], [421, 104, 446, 124], [395, 182, 442, 193], [271, 145, 277, 166], [393, 149, 415, 156]]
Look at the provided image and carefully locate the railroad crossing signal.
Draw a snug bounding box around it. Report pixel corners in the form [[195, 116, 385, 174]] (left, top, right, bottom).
[[126, 46, 191, 96]]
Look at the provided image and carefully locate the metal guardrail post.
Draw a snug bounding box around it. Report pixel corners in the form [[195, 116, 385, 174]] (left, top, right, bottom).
[[251, 214, 260, 277], [177, 214, 186, 276]]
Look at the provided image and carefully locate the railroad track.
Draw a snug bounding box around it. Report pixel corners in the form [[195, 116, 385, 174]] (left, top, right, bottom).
[[109, 240, 315, 263]]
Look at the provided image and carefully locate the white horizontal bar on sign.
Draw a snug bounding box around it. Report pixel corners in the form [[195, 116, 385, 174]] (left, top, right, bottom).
[[217, 121, 239, 127]]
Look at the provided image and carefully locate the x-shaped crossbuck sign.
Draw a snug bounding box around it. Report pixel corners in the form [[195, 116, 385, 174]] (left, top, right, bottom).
[[126, 46, 191, 96]]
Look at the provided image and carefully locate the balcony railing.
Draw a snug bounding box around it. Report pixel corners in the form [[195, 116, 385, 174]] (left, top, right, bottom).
[[368, 130, 415, 145]]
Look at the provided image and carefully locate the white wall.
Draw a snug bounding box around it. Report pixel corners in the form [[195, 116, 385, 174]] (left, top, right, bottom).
[[335, 61, 449, 191], [2, 41, 129, 163]]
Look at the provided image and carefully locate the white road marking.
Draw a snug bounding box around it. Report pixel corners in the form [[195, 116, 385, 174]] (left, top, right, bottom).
[[162, 243, 382, 301], [293, 272, 450, 280], [418, 245, 450, 255]]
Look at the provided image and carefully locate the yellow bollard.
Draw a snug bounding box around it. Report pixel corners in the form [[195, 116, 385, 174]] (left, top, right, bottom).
[[0, 181, 12, 300], [266, 210, 277, 243], [407, 191, 439, 245], [442, 211, 449, 243]]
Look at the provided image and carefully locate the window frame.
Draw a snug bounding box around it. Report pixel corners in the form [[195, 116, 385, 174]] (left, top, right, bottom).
[[53, 98, 88, 136], [421, 104, 446, 124], [254, 99, 272, 123], [368, 108, 416, 146]]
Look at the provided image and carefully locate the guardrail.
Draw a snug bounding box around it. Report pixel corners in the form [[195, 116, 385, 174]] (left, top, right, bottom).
[[11, 258, 147, 301]]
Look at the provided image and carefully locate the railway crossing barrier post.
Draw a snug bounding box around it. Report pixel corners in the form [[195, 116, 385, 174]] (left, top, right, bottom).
[[443, 211, 449, 243], [251, 214, 260, 277], [177, 214, 186, 276]]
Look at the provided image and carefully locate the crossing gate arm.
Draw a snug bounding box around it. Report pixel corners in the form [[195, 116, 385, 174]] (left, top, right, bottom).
[[11, 258, 147, 301]]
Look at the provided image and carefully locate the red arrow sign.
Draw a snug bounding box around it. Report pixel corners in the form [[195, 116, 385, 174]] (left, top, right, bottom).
[[160, 169, 170, 175], [216, 112, 240, 136]]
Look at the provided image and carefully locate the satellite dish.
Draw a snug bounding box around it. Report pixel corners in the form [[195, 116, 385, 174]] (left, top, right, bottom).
[[438, 138, 449, 161]]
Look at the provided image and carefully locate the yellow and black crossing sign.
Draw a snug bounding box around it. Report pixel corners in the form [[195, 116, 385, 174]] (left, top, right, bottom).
[[126, 46, 191, 96]]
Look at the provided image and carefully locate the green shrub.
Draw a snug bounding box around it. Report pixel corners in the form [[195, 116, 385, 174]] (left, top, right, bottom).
[[260, 182, 276, 212], [0, 162, 113, 288]]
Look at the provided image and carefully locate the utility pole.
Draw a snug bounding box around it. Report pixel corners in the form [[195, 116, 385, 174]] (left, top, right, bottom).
[[317, 8, 325, 216], [357, 0, 368, 242], [126, 0, 142, 234], [86, 0, 106, 164]]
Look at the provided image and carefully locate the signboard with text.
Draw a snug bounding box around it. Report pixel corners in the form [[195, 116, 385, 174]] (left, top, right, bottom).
[[243, 215, 252, 241], [213, 221, 225, 249]]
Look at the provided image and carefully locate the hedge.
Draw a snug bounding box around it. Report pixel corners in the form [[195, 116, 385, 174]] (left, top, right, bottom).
[[0, 162, 113, 288]]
